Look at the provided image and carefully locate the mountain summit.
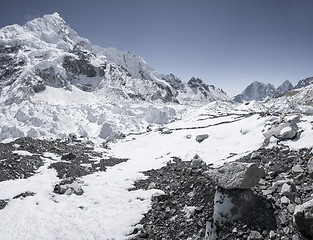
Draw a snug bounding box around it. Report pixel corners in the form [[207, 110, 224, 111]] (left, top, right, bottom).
[[0, 13, 229, 105]]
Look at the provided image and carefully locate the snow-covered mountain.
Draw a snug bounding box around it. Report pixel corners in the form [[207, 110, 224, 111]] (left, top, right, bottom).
[[233, 80, 294, 103], [233, 81, 278, 102], [0, 12, 228, 105], [0, 12, 230, 142]]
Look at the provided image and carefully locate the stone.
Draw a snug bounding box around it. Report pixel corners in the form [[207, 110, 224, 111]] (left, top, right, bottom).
[[207, 162, 263, 190], [147, 182, 156, 189], [185, 134, 192, 139], [262, 189, 272, 196], [272, 122, 298, 140], [272, 180, 297, 194], [151, 192, 168, 201], [64, 188, 73, 195], [190, 154, 205, 169], [294, 198, 313, 239], [281, 183, 292, 195], [292, 165, 304, 173], [195, 134, 209, 143], [280, 182, 296, 200], [247, 230, 263, 240], [161, 128, 173, 134], [287, 204, 295, 213], [269, 230, 276, 239], [61, 152, 76, 160], [251, 152, 261, 159], [307, 157, 313, 178], [281, 196, 290, 205]]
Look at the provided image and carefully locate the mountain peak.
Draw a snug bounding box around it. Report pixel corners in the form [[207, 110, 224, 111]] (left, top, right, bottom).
[[277, 80, 293, 95], [233, 81, 277, 102]]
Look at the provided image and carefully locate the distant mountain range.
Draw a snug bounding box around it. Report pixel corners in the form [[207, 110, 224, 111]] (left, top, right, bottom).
[[233, 77, 313, 103], [0, 12, 229, 105]]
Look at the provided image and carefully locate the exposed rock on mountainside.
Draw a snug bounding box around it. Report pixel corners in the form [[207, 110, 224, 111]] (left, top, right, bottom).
[[295, 77, 313, 89], [177, 77, 230, 103]]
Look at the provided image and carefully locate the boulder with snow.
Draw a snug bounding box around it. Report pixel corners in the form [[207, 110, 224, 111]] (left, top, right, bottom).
[[273, 123, 298, 140], [207, 162, 263, 190]]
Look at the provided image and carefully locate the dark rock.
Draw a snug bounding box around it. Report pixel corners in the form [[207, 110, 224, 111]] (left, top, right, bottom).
[[61, 152, 76, 160], [0, 199, 8, 210], [196, 134, 209, 143], [13, 191, 35, 199]]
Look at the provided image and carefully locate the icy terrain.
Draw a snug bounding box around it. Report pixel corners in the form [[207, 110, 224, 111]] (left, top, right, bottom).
[[1, 12, 313, 240]]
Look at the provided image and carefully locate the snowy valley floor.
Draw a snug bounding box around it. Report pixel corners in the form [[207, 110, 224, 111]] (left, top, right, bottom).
[[0, 106, 313, 239]]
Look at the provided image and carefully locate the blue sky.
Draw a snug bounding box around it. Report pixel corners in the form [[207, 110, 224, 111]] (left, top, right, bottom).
[[1, 0, 313, 96]]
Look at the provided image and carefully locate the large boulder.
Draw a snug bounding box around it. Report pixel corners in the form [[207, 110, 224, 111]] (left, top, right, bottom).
[[294, 199, 313, 239], [263, 115, 300, 144], [273, 123, 298, 140], [207, 162, 263, 190]]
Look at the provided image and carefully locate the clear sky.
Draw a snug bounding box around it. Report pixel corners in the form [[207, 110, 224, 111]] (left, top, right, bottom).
[[1, 0, 313, 96]]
